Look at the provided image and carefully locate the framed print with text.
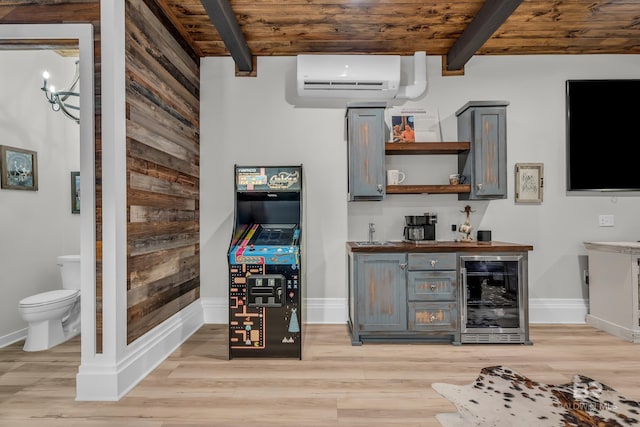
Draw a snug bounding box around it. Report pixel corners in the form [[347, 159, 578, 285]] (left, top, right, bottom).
[[515, 163, 543, 204]]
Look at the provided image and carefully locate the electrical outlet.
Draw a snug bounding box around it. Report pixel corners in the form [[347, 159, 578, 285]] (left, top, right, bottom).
[[598, 214, 615, 227]]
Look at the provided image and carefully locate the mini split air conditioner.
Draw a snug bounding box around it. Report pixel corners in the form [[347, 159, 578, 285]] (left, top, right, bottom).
[[296, 52, 427, 100]]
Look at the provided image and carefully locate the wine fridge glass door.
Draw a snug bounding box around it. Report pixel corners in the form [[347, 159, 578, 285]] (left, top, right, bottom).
[[460, 254, 530, 344]]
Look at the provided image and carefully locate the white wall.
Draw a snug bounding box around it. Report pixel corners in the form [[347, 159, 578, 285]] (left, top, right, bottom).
[[0, 50, 80, 342], [201, 54, 640, 321]]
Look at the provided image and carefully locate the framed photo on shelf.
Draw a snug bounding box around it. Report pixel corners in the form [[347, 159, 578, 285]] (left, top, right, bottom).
[[515, 163, 543, 204], [71, 171, 80, 214], [0, 145, 38, 191], [386, 107, 442, 143]]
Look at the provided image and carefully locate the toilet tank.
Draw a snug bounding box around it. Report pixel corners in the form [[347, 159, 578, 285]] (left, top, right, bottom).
[[57, 255, 80, 290]]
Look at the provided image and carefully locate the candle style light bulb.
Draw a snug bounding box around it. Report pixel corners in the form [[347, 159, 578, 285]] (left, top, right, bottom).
[[49, 85, 56, 94], [42, 70, 50, 89]]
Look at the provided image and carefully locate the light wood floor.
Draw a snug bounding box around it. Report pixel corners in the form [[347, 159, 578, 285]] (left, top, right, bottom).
[[1, 324, 640, 426]]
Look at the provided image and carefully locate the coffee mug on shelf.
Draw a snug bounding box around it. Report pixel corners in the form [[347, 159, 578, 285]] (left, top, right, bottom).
[[387, 169, 406, 185], [449, 173, 461, 185]]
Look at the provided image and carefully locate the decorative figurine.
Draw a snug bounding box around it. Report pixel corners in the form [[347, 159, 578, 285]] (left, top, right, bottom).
[[459, 205, 475, 241]]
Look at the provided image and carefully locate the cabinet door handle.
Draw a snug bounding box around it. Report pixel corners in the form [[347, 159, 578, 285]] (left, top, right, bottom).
[[399, 262, 407, 270], [476, 183, 484, 191], [430, 314, 436, 322], [377, 184, 384, 193], [430, 259, 438, 267], [430, 284, 437, 291]]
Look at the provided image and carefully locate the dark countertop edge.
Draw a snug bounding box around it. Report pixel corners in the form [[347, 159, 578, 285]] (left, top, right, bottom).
[[347, 241, 534, 253]]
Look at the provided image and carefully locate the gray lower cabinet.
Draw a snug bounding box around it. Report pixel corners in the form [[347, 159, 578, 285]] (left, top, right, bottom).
[[349, 253, 407, 343], [457, 101, 509, 200], [407, 253, 460, 344], [346, 107, 386, 201], [348, 252, 459, 345]]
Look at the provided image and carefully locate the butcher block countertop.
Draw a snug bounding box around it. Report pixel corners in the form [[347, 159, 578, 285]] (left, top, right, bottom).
[[347, 241, 533, 253]]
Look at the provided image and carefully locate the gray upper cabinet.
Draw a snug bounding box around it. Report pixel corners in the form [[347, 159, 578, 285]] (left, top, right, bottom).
[[457, 101, 509, 200], [347, 107, 386, 201]]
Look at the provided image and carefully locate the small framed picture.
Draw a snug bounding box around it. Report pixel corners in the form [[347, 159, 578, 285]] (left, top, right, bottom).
[[515, 163, 543, 204], [71, 171, 80, 214], [0, 145, 38, 191]]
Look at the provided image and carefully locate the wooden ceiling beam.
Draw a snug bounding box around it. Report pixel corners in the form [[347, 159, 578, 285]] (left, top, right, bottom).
[[200, 0, 253, 72], [445, 0, 524, 71]]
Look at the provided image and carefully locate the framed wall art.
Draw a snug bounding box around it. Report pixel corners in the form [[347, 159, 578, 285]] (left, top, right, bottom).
[[515, 163, 543, 204], [71, 171, 80, 214], [0, 145, 38, 191]]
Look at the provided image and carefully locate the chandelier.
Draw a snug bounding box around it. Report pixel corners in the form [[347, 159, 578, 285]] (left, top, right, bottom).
[[41, 60, 80, 124]]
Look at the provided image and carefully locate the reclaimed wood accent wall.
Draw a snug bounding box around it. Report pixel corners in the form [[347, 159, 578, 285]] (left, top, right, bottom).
[[0, 1, 104, 353], [125, 0, 200, 344]]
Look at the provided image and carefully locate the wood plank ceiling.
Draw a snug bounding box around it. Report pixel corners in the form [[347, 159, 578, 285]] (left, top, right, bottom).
[[155, 0, 640, 73]]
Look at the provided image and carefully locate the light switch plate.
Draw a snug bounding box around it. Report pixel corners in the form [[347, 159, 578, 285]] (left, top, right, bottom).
[[598, 214, 615, 227]]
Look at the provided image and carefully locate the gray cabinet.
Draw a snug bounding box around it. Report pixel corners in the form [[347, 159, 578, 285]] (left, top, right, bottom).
[[348, 251, 459, 345], [407, 253, 460, 344], [349, 253, 407, 345], [347, 107, 386, 201], [457, 101, 509, 200]]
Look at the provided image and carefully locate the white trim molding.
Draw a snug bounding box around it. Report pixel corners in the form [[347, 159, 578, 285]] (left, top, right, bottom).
[[76, 301, 203, 401], [201, 297, 227, 324], [0, 328, 27, 349], [304, 298, 348, 324], [586, 314, 640, 343], [529, 298, 588, 324]]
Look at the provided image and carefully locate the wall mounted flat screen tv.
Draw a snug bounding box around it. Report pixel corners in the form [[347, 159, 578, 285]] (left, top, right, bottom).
[[566, 79, 640, 194]]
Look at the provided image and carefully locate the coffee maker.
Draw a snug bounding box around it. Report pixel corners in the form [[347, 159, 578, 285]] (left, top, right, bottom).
[[404, 213, 437, 242]]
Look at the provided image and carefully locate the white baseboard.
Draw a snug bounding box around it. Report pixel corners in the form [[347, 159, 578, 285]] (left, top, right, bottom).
[[201, 297, 227, 324], [529, 298, 588, 324], [76, 300, 204, 401], [0, 327, 27, 349], [203, 297, 587, 325], [304, 298, 348, 324], [586, 314, 640, 343]]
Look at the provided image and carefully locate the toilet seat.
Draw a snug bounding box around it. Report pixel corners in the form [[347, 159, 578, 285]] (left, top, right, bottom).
[[19, 289, 79, 308]]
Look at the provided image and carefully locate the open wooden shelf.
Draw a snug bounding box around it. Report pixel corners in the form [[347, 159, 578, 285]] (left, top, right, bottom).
[[385, 141, 470, 155], [386, 184, 471, 194], [384, 142, 472, 195]]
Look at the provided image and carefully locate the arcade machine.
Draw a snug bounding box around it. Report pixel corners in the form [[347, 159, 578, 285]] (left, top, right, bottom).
[[228, 165, 303, 359]]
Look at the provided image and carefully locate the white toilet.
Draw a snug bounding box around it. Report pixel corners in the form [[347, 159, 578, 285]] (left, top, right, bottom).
[[18, 254, 81, 352]]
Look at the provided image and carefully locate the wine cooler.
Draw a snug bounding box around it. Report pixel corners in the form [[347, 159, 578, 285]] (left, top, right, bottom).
[[459, 254, 531, 344]]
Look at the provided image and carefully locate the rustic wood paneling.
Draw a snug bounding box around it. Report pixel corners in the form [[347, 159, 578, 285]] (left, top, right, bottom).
[[125, 0, 200, 345], [127, 246, 197, 290], [0, 0, 103, 353], [127, 286, 198, 343], [155, 0, 640, 58]]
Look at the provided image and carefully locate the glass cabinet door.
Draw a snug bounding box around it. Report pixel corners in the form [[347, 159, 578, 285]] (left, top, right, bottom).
[[460, 255, 523, 333]]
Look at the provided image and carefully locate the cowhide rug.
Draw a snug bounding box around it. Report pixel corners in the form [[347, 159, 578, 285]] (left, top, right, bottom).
[[432, 365, 640, 427]]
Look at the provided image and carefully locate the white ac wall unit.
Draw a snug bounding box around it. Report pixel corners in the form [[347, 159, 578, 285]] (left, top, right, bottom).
[[297, 54, 401, 99]]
